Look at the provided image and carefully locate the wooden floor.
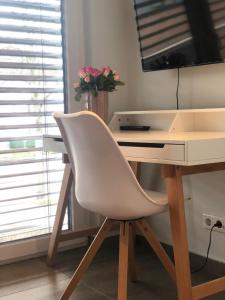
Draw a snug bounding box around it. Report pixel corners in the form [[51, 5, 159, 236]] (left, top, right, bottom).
[[0, 237, 225, 300]]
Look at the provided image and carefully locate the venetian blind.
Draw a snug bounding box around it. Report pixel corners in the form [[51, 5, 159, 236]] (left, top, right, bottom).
[[134, 0, 192, 59], [0, 0, 68, 243], [209, 0, 225, 56]]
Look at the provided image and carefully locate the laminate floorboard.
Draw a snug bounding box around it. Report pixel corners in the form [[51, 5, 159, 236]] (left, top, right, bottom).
[[0, 237, 225, 299]]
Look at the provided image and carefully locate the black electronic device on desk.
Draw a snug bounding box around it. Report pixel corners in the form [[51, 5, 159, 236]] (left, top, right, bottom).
[[120, 125, 150, 131]]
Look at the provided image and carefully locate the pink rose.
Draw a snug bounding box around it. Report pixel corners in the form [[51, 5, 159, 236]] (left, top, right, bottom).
[[84, 75, 90, 83], [79, 67, 87, 78], [86, 66, 101, 77], [86, 66, 94, 74], [114, 74, 120, 81], [93, 69, 102, 77], [102, 66, 111, 77]]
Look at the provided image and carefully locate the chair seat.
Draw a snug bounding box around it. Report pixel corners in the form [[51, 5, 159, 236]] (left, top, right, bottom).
[[102, 190, 168, 221], [144, 190, 168, 206], [131, 189, 168, 220]]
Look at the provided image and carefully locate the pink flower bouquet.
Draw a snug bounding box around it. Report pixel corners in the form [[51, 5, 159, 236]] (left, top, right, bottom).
[[73, 66, 124, 101]]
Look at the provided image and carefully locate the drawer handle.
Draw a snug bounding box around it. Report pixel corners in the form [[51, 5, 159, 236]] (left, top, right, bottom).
[[52, 138, 165, 149], [118, 142, 165, 148]]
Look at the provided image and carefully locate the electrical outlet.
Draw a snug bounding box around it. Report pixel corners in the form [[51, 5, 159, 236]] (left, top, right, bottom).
[[203, 214, 225, 233]]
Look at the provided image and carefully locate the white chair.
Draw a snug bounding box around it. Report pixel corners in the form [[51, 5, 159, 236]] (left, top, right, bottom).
[[53, 111, 175, 300]]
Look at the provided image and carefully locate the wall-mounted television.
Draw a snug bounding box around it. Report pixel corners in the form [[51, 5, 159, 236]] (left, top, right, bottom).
[[134, 0, 225, 71]]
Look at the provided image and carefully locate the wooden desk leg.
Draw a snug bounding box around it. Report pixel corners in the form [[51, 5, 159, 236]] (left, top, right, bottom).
[[129, 161, 141, 180], [47, 163, 73, 266], [128, 161, 140, 282], [163, 165, 193, 300]]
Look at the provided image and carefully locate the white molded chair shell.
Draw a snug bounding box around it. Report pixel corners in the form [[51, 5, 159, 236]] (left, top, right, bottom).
[[54, 111, 168, 220]]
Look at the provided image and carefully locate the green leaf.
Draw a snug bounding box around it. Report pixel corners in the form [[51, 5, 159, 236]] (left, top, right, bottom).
[[75, 93, 82, 101]]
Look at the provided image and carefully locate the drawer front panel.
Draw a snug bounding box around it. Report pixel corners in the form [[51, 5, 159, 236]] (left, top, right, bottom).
[[119, 144, 185, 161]]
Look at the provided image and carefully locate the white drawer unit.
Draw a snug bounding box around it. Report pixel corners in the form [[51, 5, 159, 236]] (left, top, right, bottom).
[[119, 143, 185, 164]]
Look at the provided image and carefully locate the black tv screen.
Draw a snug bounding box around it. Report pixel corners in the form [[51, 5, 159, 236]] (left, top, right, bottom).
[[134, 0, 225, 71]]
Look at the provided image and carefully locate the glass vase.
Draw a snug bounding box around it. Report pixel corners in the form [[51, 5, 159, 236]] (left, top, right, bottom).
[[85, 91, 108, 124]]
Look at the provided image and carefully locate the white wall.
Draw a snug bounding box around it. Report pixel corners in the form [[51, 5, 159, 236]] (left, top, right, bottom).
[[65, 0, 225, 263], [124, 0, 225, 263], [65, 0, 129, 117]]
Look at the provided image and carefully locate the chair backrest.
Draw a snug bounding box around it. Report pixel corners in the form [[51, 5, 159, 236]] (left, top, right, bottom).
[[54, 111, 163, 220]]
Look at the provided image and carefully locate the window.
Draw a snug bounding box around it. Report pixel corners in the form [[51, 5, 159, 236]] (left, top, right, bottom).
[[0, 0, 68, 243]]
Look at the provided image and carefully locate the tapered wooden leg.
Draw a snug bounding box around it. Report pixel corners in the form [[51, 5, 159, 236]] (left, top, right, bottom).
[[128, 223, 138, 282], [162, 165, 193, 300], [135, 219, 176, 282], [118, 221, 130, 300], [60, 218, 113, 300], [47, 164, 73, 266]]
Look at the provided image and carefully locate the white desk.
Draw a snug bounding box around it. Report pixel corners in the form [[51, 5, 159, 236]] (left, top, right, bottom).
[[44, 108, 225, 300], [44, 130, 225, 166]]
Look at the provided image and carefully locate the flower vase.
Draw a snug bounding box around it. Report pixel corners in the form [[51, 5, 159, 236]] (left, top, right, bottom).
[[85, 91, 108, 124]]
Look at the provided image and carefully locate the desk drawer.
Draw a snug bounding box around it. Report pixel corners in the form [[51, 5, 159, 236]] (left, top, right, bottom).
[[119, 144, 185, 162]]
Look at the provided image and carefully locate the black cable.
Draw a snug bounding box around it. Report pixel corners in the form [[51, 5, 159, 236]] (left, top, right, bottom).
[[191, 224, 216, 274], [176, 67, 180, 110]]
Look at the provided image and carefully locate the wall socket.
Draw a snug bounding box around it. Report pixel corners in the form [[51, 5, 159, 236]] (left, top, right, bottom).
[[203, 214, 225, 233]]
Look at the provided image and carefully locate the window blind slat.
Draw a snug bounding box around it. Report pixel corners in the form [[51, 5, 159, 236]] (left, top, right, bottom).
[[0, 100, 63, 106], [0, 112, 55, 117], [0, 37, 61, 47], [1, 214, 58, 228], [0, 0, 60, 12], [0, 24, 61, 35], [0, 12, 61, 23], [0, 169, 64, 179], [0, 100, 63, 105], [1, 193, 58, 206], [0, 180, 61, 191], [0, 135, 42, 142], [0, 62, 62, 70], [0, 49, 62, 58], [0, 147, 42, 154], [0, 157, 60, 167], [0, 123, 57, 129], [0, 88, 63, 93], [0, 75, 63, 81]]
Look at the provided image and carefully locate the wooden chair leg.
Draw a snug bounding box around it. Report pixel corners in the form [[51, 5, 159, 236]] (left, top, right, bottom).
[[128, 223, 138, 282], [47, 164, 73, 266], [60, 218, 113, 300], [118, 221, 130, 300], [135, 219, 176, 282]]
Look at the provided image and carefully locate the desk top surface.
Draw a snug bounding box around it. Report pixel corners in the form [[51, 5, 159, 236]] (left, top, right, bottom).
[[46, 131, 225, 144]]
